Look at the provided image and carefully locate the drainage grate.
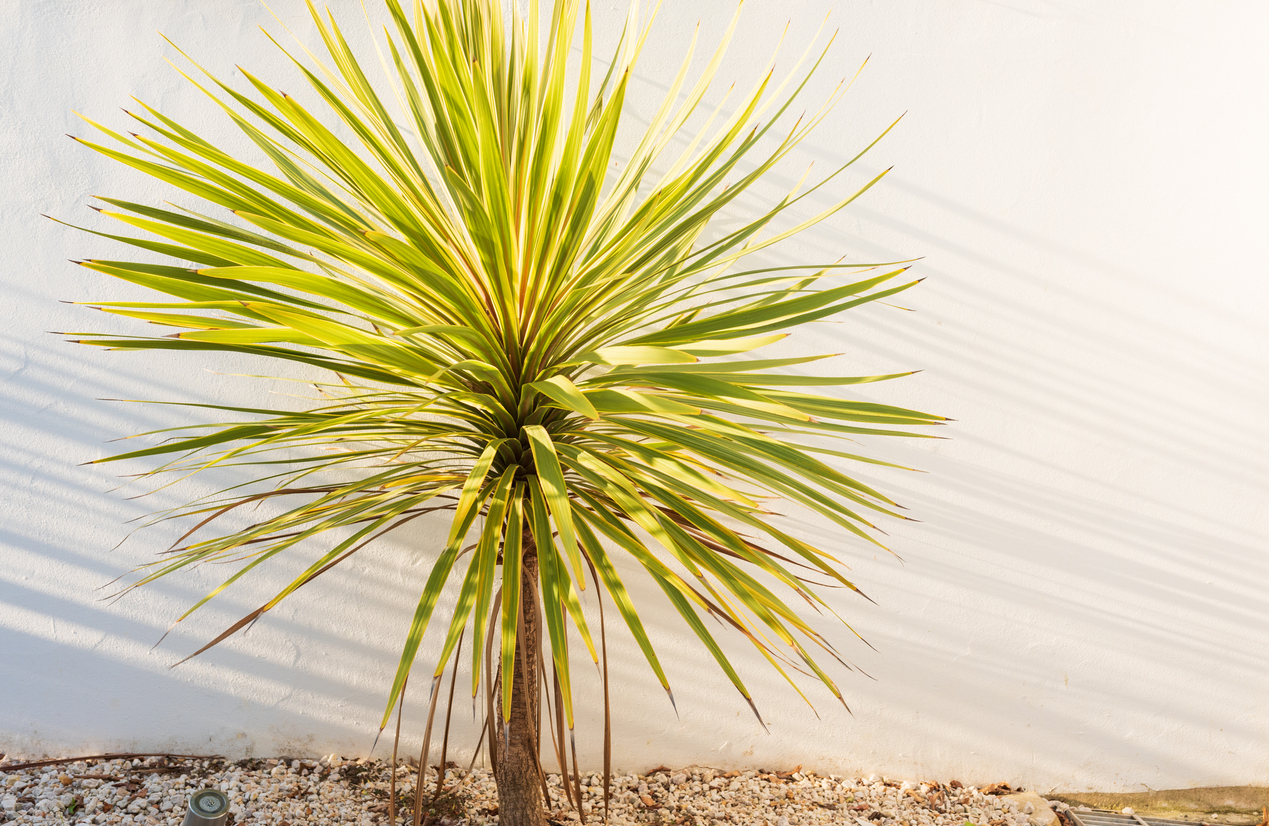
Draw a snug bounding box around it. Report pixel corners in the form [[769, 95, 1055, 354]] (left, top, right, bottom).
[[1068, 810, 1214, 826]]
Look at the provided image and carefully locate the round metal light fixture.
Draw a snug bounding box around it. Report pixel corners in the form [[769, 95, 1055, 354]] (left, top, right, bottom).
[[181, 788, 230, 826]]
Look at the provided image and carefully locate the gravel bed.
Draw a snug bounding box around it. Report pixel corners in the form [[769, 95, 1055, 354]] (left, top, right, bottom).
[[0, 754, 1072, 826]]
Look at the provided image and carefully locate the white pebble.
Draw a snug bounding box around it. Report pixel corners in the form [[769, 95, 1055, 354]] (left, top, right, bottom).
[[0, 757, 1036, 826]]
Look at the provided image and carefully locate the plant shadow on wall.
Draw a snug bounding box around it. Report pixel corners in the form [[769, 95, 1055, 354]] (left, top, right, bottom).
[[749, 75, 1269, 780], [54, 0, 949, 824], [0, 335, 478, 754]]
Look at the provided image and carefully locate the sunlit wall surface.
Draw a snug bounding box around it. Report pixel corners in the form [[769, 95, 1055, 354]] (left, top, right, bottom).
[[1, 0, 1266, 791]]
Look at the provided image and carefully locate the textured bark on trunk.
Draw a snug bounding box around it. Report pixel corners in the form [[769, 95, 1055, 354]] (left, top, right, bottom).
[[493, 525, 547, 826]]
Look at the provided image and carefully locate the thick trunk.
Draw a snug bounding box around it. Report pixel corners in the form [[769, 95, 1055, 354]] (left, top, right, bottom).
[[493, 526, 547, 826]]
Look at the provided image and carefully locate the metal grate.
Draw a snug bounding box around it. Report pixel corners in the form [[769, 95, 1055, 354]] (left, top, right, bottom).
[[1068, 810, 1214, 826]]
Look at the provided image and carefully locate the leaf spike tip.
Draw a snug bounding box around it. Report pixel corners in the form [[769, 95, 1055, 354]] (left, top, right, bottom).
[[665, 688, 679, 719], [150, 622, 178, 651], [745, 697, 769, 734]]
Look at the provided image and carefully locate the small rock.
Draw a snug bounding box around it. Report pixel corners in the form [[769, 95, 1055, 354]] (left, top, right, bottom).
[[59, 774, 73, 786], [1003, 791, 1059, 826], [640, 794, 656, 808], [670, 772, 687, 786], [1123, 808, 1135, 815]]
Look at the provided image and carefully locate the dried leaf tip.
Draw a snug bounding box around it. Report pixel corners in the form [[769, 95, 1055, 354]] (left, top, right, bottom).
[[745, 697, 770, 734]]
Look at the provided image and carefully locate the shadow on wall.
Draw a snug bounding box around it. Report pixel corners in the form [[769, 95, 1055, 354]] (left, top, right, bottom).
[[3, 11, 1267, 789], [0, 327, 463, 758], [758, 130, 1269, 786], [7, 167, 1265, 788]]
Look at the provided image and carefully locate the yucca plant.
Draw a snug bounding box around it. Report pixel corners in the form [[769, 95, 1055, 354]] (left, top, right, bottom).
[[61, 1, 942, 824]]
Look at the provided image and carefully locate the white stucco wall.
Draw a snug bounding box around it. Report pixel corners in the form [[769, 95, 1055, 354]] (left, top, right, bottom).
[[2, 0, 1267, 792]]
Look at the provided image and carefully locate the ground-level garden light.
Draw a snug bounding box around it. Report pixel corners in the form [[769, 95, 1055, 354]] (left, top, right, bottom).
[[182, 788, 229, 826], [60, 1, 943, 825]]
